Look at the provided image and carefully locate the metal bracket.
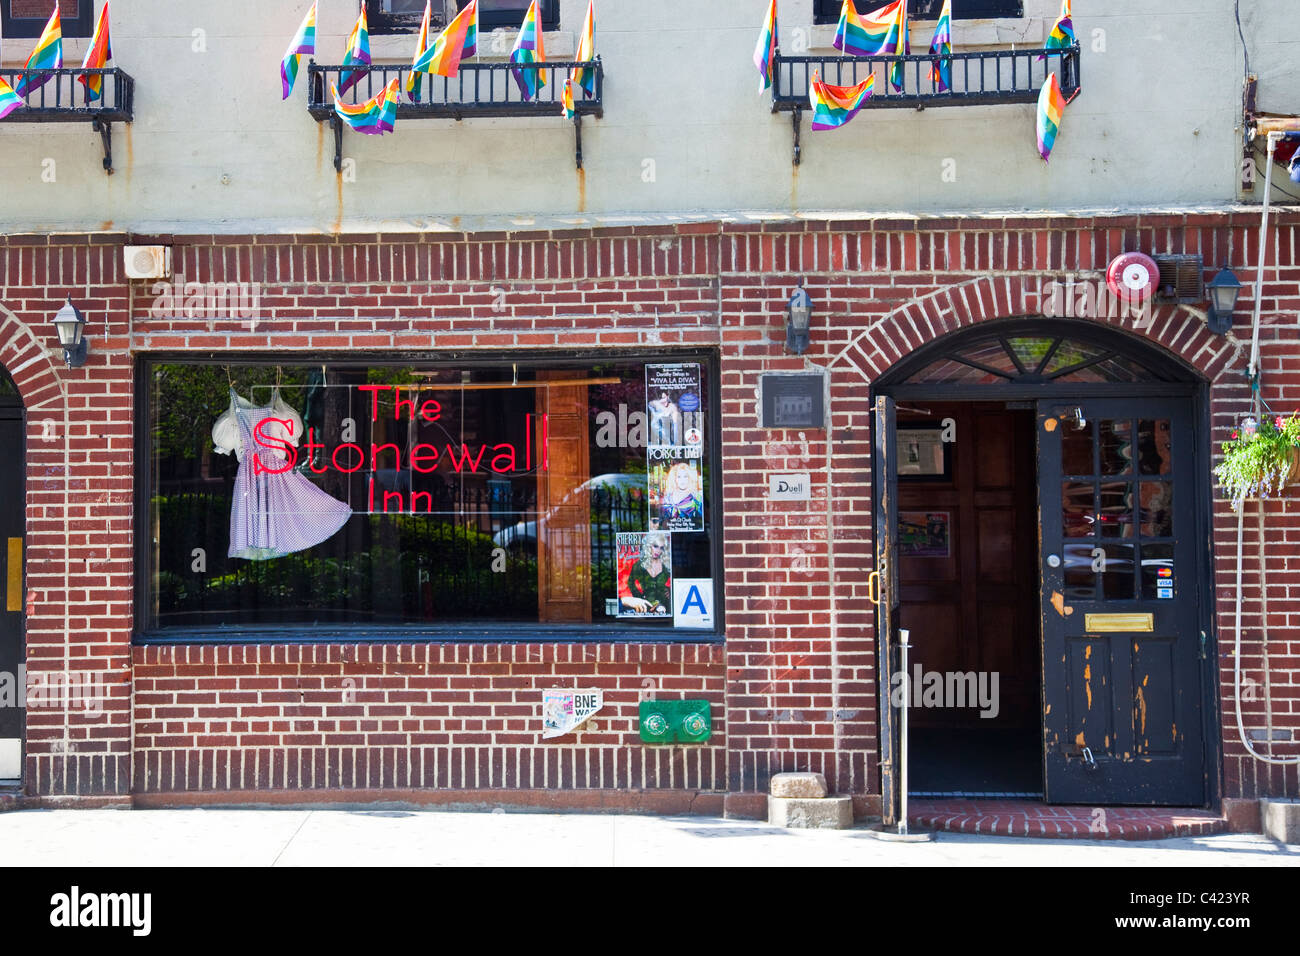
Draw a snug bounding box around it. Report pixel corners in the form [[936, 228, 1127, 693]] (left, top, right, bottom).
[[330, 114, 343, 173], [791, 107, 802, 166], [573, 113, 583, 170], [91, 118, 114, 174]]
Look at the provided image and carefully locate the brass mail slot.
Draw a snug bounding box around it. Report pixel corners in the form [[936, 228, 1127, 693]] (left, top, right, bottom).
[[6, 538, 20, 613], [1084, 612, 1154, 633]]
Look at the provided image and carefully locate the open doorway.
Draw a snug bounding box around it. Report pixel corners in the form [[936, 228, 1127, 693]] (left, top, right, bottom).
[[872, 319, 1214, 815], [895, 401, 1042, 797]]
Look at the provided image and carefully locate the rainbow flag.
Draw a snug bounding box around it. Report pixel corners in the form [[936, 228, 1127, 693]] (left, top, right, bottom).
[[753, 0, 778, 93], [15, 6, 63, 98], [332, 76, 399, 135], [0, 78, 23, 120], [280, 1, 316, 100], [833, 0, 896, 56], [78, 1, 113, 102], [1040, 0, 1074, 60], [881, 0, 909, 92], [928, 0, 951, 92], [510, 0, 547, 101], [406, 0, 432, 101], [1037, 72, 1064, 162], [572, 0, 596, 97], [809, 69, 874, 130], [410, 0, 478, 83], [561, 76, 575, 119], [338, 1, 372, 97]]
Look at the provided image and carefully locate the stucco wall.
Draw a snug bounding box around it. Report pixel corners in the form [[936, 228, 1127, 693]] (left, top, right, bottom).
[[0, 0, 1294, 234]]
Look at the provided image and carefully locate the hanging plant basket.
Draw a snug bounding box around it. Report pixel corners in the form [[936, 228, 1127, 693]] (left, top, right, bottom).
[[1216, 413, 1300, 510]]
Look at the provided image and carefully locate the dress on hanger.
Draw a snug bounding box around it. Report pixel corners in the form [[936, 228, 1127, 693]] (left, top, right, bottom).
[[212, 388, 351, 560]]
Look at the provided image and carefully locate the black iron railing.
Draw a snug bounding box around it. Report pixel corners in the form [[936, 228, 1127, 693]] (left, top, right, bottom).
[[772, 43, 1080, 163], [307, 58, 604, 170], [0, 67, 135, 173]]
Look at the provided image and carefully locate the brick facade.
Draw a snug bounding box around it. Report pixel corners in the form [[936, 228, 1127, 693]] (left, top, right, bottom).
[[2, 211, 1298, 807]]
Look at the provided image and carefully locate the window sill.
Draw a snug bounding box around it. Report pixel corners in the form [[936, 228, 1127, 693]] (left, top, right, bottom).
[[368, 29, 577, 61], [805, 17, 1044, 52], [134, 624, 724, 646]]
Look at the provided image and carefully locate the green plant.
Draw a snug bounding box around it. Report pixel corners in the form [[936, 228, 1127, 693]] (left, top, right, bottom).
[[1215, 412, 1300, 510]]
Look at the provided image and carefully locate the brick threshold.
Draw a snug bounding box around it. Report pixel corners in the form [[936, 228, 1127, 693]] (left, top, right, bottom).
[[909, 798, 1227, 840]]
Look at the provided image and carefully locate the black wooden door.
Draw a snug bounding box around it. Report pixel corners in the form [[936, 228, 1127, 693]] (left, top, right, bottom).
[[0, 405, 22, 780], [874, 396, 902, 825], [1037, 397, 1204, 805]]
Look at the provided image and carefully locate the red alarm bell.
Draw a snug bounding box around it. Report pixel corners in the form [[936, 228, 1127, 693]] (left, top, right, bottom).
[[1106, 252, 1160, 300]]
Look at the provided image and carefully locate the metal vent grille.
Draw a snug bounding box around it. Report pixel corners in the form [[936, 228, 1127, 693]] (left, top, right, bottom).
[[1151, 254, 1204, 304]]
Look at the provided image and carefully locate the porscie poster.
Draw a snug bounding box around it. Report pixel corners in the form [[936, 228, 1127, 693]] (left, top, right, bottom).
[[645, 363, 704, 532]]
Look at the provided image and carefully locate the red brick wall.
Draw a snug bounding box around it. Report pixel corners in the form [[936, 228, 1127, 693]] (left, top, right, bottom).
[[2, 212, 1298, 804]]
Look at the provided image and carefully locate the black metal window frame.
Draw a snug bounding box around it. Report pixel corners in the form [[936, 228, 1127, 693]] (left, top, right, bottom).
[[812, 0, 1024, 23], [132, 347, 725, 647], [1, 0, 93, 38], [370, 0, 558, 34]]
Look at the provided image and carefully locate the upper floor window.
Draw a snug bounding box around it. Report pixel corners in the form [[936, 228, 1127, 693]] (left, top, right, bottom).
[[1, 0, 93, 38], [812, 0, 1024, 24], [371, 0, 559, 35]]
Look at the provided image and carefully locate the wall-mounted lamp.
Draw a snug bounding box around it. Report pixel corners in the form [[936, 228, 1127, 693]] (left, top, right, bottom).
[[52, 299, 89, 368], [785, 285, 813, 355], [1205, 266, 1242, 336]]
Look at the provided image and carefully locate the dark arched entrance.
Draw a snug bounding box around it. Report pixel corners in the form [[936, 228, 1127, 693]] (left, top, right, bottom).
[[872, 319, 1212, 811], [0, 365, 23, 783]]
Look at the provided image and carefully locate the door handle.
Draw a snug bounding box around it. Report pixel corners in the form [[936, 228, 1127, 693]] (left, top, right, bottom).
[[867, 569, 881, 606], [6, 537, 20, 612], [1046, 553, 1061, 568]]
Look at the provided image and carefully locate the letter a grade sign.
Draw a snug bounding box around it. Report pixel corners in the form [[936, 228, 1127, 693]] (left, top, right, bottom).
[[672, 578, 714, 629]]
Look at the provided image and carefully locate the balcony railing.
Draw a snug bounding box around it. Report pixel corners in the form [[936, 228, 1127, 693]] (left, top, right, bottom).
[[772, 43, 1081, 163], [0, 67, 135, 173], [307, 59, 604, 170]]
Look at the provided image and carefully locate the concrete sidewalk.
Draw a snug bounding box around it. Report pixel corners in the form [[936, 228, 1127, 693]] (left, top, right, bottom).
[[1, 808, 1298, 866]]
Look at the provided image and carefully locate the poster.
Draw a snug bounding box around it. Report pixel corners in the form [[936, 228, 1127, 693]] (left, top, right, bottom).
[[672, 578, 714, 629], [542, 689, 603, 739], [896, 428, 947, 477], [899, 511, 950, 557], [616, 530, 672, 619], [646, 363, 705, 532], [648, 451, 704, 532]]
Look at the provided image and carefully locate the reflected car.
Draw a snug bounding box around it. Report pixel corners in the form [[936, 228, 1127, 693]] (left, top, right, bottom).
[[492, 473, 647, 549]]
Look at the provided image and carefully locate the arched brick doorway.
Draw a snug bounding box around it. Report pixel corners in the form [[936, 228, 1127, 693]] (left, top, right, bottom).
[[871, 318, 1214, 816]]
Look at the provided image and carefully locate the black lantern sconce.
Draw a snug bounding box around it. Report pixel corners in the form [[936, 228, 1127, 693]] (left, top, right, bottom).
[[1206, 266, 1242, 336], [52, 299, 89, 368], [785, 285, 813, 355]]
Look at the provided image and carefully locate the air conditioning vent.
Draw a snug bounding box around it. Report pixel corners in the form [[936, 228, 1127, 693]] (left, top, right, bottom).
[[123, 245, 172, 280], [1151, 254, 1203, 304]]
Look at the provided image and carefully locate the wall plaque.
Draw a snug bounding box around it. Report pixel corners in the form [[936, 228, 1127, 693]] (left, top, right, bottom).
[[759, 373, 825, 429]]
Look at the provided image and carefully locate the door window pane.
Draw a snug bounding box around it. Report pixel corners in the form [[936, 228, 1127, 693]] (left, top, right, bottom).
[[1138, 482, 1173, 537], [1137, 419, 1173, 475], [1100, 543, 1136, 600], [1061, 423, 1093, 476], [1097, 482, 1133, 538], [1062, 482, 1094, 537], [1140, 543, 1175, 599], [1063, 543, 1097, 600], [1098, 419, 1133, 475]]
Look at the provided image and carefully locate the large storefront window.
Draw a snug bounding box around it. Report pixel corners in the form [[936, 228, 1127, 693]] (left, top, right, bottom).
[[139, 355, 718, 639]]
